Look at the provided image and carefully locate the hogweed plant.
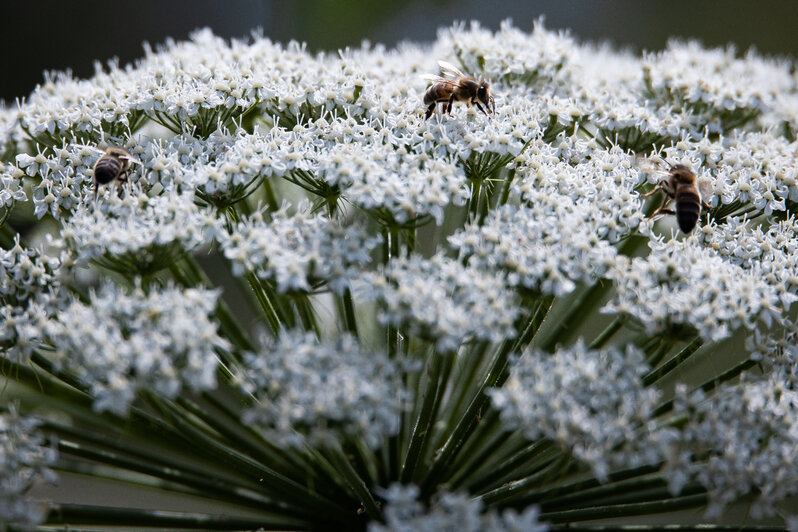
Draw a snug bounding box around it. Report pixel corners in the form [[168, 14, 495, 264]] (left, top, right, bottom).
[[2, 18, 798, 531]]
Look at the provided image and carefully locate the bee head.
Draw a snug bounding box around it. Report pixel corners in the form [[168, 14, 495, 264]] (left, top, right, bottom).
[[477, 83, 494, 113]]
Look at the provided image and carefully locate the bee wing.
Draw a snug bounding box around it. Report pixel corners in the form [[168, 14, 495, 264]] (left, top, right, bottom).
[[120, 154, 144, 166], [420, 74, 448, 82], [71, 144, 106, 156], [438, 60, 466, 79]]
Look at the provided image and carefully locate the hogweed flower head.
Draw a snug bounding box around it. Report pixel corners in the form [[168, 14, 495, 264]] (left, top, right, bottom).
[[2, 16, 798, 530]]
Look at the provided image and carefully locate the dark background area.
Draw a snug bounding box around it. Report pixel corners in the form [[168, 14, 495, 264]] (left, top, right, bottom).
[[2, 1, 797, 103]]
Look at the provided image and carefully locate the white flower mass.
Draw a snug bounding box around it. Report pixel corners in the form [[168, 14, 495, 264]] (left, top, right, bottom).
[[0, 407, 58, 528], [238, 330, 407, 449], [44, 284, 228, 415], [1, 16, 798, 529]]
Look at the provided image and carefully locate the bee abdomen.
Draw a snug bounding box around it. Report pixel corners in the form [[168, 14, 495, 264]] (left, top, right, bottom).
[[424, 85, 449, 104], [675, 189, 701, 233], [94, 157, 123, 185]]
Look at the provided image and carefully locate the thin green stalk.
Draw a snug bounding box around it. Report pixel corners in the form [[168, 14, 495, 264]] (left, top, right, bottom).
[[262, 178, 280, 211], [500, 463, 662, 507], [245, 272, 283, 335], [535, 281, 613, 352], [511, 295, 555, 353], [144, 395, 350, 520], [325, 444, 383, 521], [468, 178, 483, 221], [653, 358, 758, 417], [294, 293, 320, 338], [479, 453, 572, 506], [588, 316, 625, 350], [418, 340, 515, 498], [339, 288, 359, 337], [45, 504, 306, 530], [465, 439, 556, 492], [400, 350, 443, 483], [538, 494, 708, 524], [440, 341, 491, 432], [200, 391, 313, 477], [499, 168, 516, 206], [56, 440, 288, 514], [643, 337, 703, 386]]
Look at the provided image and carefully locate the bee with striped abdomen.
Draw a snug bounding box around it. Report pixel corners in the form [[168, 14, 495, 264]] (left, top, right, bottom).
[[77, 146, 143, 199], [422, 60, 495, 120], [641, 163, 711, 233]]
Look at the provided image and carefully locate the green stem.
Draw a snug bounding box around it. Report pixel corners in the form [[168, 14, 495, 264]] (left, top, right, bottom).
[[418, 341, 515, 498], [479, 453, 572, 505], [499, 168, 516, 206], [325, 444, 383, 521], [143, 395, 349, 520], [653, 358, 757, 417], [643, 337, 703, 386], [535, 280, 613, 352], [588, 316, 625, 350], [294, 293, 320, 338], [245, 272, 283, 335], [337, 288, 360, 337], [262, 178, 280, 211], [45, 504, 306, 530], [400, 350, 443, 483], [465, 439, 556, 492], [538, 494, 708, 524]]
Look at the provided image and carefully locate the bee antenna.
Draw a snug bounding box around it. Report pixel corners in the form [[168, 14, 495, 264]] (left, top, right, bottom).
[[662, 158, 675, 170]]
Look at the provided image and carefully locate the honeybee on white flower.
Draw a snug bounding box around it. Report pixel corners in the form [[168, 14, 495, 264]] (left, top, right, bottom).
[[640, 160, 712, 233], [421, 60, 495, 120], [75, 145, 143, 199]]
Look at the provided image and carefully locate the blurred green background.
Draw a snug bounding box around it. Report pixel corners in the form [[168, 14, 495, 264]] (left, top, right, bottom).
[[3, 0, 797, 103]]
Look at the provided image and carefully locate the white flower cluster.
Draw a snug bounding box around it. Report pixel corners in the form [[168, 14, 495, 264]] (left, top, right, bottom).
[[0, 407, 58, 529], [665, 378, 798, 519], [43, 284, 227, 415], [370, 484, 548, 532], [58, 186, 219, 274], [238, 330, 407, 449], [658, 131, 798, 216], [605, 238, 793, 342], [12, 142, 96, 219], [314, 143, 468, 225], [0, 236, 59, 306], [643, 41, 793, 133], [358, 254, 519, 352], [0, 238, 61, 364], [219, 203, 379, 294], [488, 342, 662, 481], [0, 159, 28, 212]]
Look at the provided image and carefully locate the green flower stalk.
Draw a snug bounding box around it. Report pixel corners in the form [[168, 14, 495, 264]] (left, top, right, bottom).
[[1, 18, 798, 530]]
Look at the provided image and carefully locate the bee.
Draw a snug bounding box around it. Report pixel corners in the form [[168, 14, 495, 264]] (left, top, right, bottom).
[[77, 145, 143, 199], [422, 60, 495, 120], [640, 162, 711, 233]]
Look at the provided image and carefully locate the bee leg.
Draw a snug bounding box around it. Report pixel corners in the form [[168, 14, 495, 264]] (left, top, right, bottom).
[[702, 200, 712, 210], [475, 101, 489, 116], [425, 103, 436, 120], [446, 93, 455, 114], [649, 197, 674, 218], [640, 183, 663, 198]]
